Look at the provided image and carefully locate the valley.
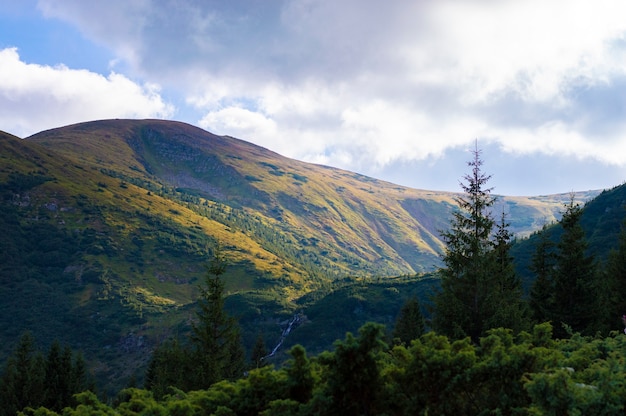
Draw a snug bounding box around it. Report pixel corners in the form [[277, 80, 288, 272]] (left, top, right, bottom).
[[0, 119, 609, 393]]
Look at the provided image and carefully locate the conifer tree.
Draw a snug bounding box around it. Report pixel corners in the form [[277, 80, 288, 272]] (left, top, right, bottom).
[[69, 351, 91, 397], [605, 220, 626, 331], [0, 333, 91, 415], [285, 344, 315, 404], [551, 197, 598, 336], [433, 144, 525, 341], [529, 224, 556, 323], [145, 242, 246, 394], [190, 242, 246, 389], [144, 338, 189, 398], [319, 323, 387, 416], [251, 333, 269, 368], [486, 211, 530, 333], [43, 341, 73, 411], [392, 297, 425, 345], [0, 332, 45, 416]]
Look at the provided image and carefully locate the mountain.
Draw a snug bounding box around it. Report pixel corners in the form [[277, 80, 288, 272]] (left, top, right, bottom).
[[512, 182, 626, 285], [0, 119, 599, 393]]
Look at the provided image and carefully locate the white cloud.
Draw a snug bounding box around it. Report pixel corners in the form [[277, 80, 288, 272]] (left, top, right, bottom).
[[0, 47, 173, 137], [497, 121, 626, 165], [199, 106, 277, 141], [421, 0, 626, 104], [189, 0, 626, 173], [26, 0, 626, 189]]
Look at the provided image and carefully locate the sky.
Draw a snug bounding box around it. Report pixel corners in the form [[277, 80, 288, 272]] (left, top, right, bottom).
[[1, 0, 626, 196]]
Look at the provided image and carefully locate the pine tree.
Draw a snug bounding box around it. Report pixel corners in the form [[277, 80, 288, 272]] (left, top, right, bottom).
[[0, 334, 92, 414], [145, 242, 245, 394], [529, 224, 556, 323], [285, 344, 315, 404], [551, 197, 598, 336], [69, 351, 92, 397], [392, 297, 425, 345], [189, 242, 245, 389], [605, 221, 626, 332], [144, 337, 190, 398], [320, 323, 387, 416], [43, 341, 75, 411], [251, 333, 268, 368], [433, 144, 525, 342], [486, 211, 530, 333], [0, 332, 45, 416]]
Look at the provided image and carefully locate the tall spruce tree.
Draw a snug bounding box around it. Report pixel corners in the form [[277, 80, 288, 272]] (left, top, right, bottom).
[[251, 333, 269, 368], [0, 332, 45, 416], [43, 341, 73, 411], [146, 242, 246, 394], [604, 220, 626, 332], [529, 224, 556, 324], [433, 144, 526, 342], [551, 197, 598, 337], [392, 297, 426, 345], [0, 333, 92, 415], [487, 211, 529, 333], [190, 242, 245, 389], [144, 338, 189, 398]]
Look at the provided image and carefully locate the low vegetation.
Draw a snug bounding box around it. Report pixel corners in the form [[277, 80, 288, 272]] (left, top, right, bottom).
[[14, 323, 626, 415]]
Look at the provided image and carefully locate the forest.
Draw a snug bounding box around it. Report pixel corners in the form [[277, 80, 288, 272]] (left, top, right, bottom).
[[4, 147, 626, 415]]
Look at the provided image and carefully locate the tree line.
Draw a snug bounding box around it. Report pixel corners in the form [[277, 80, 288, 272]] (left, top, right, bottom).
[[15, 322, 626, 415], [0, 333, 93, 415], [431, 145, 626, 342]]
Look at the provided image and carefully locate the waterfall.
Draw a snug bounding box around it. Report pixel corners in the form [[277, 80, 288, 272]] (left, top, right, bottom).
[[262, 313, 304, 360]]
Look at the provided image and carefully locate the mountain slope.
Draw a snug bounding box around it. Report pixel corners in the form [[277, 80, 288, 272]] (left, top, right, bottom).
[[0, 119, 600, 393], [512, 182, 626, 285], [27, 119, 595, 276], [28, 119, 449, 277]]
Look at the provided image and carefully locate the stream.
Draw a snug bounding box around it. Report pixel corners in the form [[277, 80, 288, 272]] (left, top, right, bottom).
[[262, 313, 304, 360]]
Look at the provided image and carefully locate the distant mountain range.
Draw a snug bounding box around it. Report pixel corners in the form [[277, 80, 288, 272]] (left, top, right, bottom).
[[0, 119, 608, 393]]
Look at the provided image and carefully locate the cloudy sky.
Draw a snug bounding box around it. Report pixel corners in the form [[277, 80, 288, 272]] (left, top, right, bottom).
[[2, 0, 626, 195]]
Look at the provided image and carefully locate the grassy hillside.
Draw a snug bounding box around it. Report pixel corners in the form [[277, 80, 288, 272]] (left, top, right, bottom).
[[0, 120, 601, 393]]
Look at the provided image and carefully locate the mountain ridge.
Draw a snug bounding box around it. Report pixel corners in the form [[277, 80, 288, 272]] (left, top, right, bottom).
[[0, 118, 603, 392]]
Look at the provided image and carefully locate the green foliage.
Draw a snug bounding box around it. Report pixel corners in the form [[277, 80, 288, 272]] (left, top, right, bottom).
[[489, 211, 531, 333], [2, 119, 613, 398], [528, 198, 604, 337], [0, 332, 45, 415], [287, 276, 439, 355], [529, 223, 557, 322], [146, 244, 245, 395], [0, 333, 93, 415], [602, 220, 626, 331], [284, 345, 316, 404], [0, 172, 53, 194], [189, 244, 246, 388], [551, 198, 599, 336], [392, 296, 425, 345], [524, 333, 626, 415], [144, 338, 189, 399], [29, 321, 626, 415], [317, 323, 388, 416], [513, 183, 626, 291], [250, 333, 268, 369]]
